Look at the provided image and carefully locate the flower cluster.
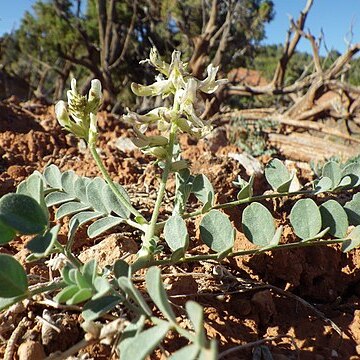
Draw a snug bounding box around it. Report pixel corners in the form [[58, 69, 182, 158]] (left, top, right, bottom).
[[55, 79, 102, 145], [124, 48, 227, 158]]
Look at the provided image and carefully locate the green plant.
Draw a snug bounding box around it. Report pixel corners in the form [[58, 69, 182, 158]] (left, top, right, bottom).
[[228, 116, 277, 156], [0, 48, 360, 359]]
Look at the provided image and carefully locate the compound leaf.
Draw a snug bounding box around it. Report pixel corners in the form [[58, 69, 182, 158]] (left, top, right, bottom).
[[290, 199, 322, 240], [200, 210, 235, 253], [242, 202, 275, 246]]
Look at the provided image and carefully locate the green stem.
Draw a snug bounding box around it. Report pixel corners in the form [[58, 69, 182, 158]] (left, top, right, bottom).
[[184, 189, 309, 219], [89, 144, 146, 223], [143, 238, 347, 268], [29, 280, 65, 297], [143, 125, 177, 248], [155, 189, 315, 231]]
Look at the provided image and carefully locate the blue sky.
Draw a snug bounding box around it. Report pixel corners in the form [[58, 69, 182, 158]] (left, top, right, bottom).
[[0, 1, 359, 55]]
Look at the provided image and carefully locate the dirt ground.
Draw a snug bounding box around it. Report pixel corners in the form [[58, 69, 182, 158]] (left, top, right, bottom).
[[0, 98, 359, 359]]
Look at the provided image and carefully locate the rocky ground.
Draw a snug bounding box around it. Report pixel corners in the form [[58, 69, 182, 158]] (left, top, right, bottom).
[[0, 98, 359, 359]]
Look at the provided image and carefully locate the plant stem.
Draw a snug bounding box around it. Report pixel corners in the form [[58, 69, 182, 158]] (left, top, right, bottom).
[[29, 280, 65, 297], [155, 189, 316, 231], [144, 238, 347, 267], [184, 189, 309, 219], [89, 144, 146, 223], [143, 125, 177, 248]]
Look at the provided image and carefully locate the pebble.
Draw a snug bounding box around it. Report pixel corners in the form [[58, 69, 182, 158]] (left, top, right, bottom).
[[17, 340, 46, 360]]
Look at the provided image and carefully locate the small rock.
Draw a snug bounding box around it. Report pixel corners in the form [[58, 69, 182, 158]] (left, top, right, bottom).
[[7, 165, 27, 179], [115, 137, 137, 152], [331, 349, 339, 357], [251, 290, 276, 325], [18, 340, 46, 360], [228, 152, 263, 176], [78, 234, 138, 267]]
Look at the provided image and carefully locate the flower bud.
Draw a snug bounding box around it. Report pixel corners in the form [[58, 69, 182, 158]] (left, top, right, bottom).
[[131, 79, 172, 97], [147, 135, 168, 147], [171, 160, 188, 172], [149, 47, 170, 76], [143, 146, 168, 159], [88, 79, 102, 102], [55, 101, 70, 127]]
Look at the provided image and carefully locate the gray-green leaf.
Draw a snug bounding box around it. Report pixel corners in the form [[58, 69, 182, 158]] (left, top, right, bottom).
[[322, 161, 341, 189], [44, 164, 62, 189], [86, 178, 108, 214], [146, 267, 176, 323], [103, 183, 131, 218], [319, 200, 348, 238], [120, 321, 170, 360], [26, 224, 60, 257], [200, 210, 235, 253], [242, 202, 276, 246], [56, 202, 90, 220], [344, 193, 360, 226], [265, 159, 290, 191], [87, 216, 123, 238], [342, 225, 360, 252], [0, 255, 28, 298], [0, 193, 48, 234], [342, 163, 360, 188], [192, 174, 214, 207], [164, 214, 189, 252], [290, 199, 322, 240]]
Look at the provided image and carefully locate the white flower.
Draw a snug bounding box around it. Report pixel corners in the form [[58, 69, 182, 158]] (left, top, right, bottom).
[[55, 101, 70, 127], [198, 64, 228, 94]]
